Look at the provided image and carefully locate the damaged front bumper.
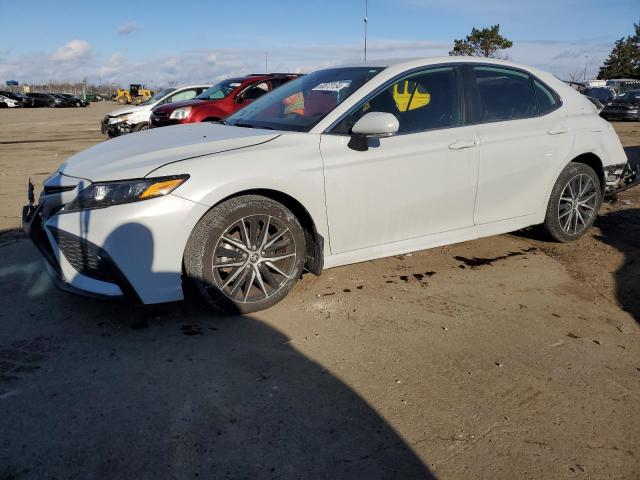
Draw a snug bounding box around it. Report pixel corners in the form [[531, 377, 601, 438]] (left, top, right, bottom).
[[101, 117, 133, 137], [604, 162, 640, 197]]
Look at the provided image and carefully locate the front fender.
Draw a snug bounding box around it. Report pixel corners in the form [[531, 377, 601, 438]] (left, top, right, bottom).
[[151, 133, 331, 254]]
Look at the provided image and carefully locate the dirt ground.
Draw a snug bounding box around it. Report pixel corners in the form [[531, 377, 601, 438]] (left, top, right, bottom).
[[0, 104, 638, 479]]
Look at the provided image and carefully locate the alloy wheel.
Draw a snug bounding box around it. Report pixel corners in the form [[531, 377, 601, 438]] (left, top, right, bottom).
[[210, 215, 297, 304], [558, 174, 598, 235]]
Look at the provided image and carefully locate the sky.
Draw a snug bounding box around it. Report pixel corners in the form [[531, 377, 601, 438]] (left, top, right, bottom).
[[0, 0, 638, 87]]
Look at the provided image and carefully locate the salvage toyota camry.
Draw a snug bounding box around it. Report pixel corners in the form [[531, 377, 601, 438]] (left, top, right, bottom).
[[23, 57, 634, 313]]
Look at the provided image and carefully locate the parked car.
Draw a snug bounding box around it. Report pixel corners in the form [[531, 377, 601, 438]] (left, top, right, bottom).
[[50, 94, 78, 107], [58, 93, 89, 107], [23, 58, 631, 313], [0, 93, 21, 108], [583, 87, 615, 105], [606, 79, 640, 93], [149, 74, 300, 128], [26, 92, 60, 107], [600, 90, 640, 121], [0, 91, 36, 107], [84, 93, 110, 102], [101, 84, 210, 137]]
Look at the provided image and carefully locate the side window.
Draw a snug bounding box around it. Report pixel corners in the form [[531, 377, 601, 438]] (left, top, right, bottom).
[[169, 89, 197, 102], [333, 67, 460, 134], [473, 66, 537, 122], [533, 80, 559, 115], [243, 82, 270, 101]]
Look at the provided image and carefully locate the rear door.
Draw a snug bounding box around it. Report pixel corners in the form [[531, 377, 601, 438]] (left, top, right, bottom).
[[467, 65, 573, 225]]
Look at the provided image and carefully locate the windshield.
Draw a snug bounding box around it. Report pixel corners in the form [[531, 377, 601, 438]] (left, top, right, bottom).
[[140, 88, 175, 105], [224, 67, 384, 132], [620, 91, 640, 101], [197, 80, 243, 100], [585, 88, 613, 101]]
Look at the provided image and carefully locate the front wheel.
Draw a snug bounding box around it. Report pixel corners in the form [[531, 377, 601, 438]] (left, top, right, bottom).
[[132, 122, 149, 132], [184, 195, 306, 313], [543, 162, 602, 242]]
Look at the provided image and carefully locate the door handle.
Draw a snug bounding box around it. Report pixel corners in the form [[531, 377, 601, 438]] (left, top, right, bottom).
[[448, 139, 478, 150], [547, 127, 569, 135]]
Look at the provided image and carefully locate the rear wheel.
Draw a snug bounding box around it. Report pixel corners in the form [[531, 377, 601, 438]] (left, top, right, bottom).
[[184, 195, 306, 313], [543, 162, 602, 242]]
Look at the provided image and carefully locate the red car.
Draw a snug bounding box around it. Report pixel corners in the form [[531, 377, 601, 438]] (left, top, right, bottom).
[[149, 73, 300, 128]]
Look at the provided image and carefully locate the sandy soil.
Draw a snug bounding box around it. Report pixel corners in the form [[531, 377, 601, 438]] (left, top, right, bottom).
[[0, 104, 638, 479]]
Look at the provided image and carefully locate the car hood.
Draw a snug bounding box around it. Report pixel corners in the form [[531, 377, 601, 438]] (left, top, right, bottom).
[[106, 104, 150, 117], [58, 122, 279, 182], [153, 99, 213, 113]]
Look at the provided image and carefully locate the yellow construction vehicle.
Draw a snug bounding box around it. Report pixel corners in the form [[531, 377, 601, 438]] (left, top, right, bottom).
[[114, 84, 153, 105]]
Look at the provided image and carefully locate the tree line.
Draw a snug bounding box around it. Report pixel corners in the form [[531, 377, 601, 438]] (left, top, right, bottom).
[[449, 22, 640, 80]]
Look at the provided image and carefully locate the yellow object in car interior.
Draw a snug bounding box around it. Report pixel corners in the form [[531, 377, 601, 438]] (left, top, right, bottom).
[[393, 80, 431, 112]]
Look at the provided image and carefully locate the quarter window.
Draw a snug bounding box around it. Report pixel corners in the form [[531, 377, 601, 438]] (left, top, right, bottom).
[[473, 66, 537, 122], [534, 80, 559, 115], [333, 67, 460, 134]]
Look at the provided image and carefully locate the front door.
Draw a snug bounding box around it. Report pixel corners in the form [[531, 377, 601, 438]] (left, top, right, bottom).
[[320, 66, 480, 255]]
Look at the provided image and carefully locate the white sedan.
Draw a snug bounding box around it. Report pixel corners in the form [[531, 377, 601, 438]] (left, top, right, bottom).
[[24, 57, 630, 313], [101, 84, 210, 137]]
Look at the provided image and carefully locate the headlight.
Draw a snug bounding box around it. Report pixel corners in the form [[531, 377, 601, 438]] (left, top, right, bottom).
[[109, 114, 131, 124], [61, 175, 189, 213], [170, 107, 192, 120]]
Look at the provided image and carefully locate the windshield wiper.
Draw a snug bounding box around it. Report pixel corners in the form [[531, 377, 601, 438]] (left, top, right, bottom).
[[233, 122, 274, 130]]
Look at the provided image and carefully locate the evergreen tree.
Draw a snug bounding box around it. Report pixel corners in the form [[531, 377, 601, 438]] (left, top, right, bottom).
[[449, 25, 513, 58], [597, 22, 640, 79]]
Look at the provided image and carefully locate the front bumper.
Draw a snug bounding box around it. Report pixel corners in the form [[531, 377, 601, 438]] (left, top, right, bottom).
[[23, 202, 136, 301], [149, 114, 181, 129], [101, 117, 133, 137], [601, 110, 639, 121], [23, 183, 209, 304]]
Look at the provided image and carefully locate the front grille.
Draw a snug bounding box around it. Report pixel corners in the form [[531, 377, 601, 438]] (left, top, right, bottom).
[[152, 111, 168, 119], [49, 227, 120, 283]]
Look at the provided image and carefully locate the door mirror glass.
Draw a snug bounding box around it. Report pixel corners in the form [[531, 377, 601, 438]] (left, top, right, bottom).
[[351, 112, 399, 138]]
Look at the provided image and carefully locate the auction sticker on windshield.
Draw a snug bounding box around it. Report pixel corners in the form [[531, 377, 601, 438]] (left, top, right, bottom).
[[312, 81, 352, 92]]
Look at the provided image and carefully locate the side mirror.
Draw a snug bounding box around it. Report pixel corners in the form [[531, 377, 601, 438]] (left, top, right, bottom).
[[349, 112, 399, 151], [235, 95, 245, 104], [352, 112, 399, 138]]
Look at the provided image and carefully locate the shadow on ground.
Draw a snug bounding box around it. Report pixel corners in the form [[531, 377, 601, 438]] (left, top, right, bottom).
[[595, 207, 640, 324], [0, 234, 433, 479]]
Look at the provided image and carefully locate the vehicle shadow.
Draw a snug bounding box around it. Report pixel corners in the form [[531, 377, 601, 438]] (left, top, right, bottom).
[[594, 207, 640, 324], [0, 225, 434, 479]]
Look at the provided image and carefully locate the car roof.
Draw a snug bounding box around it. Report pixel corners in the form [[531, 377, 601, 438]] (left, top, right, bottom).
[[341, 56, 540, 70], [172, 84, 211, 89]]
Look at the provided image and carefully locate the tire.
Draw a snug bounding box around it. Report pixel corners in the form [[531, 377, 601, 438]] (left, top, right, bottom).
[[184, 195, 306, 314], [116, 97, 127, 105], [543, 162, 602, 242], [132, 122, 149, 132]]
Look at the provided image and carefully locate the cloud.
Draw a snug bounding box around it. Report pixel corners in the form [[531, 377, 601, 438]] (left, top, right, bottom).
[[0, 38, 615, 86], [117, 21, 140, 35], [52, 40, 91, 62]]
